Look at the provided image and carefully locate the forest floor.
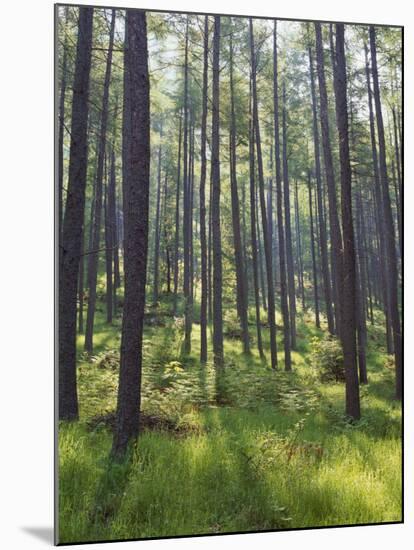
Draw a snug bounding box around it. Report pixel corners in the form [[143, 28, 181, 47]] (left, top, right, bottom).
[[59, 293, 402, 543]]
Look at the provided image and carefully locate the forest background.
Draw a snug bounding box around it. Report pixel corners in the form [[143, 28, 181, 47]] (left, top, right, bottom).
[[0, 0, 412, 549]]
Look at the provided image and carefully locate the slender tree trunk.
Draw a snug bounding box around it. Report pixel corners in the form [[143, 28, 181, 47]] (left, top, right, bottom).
[[211, 16, 224, 369], [59, 7, 93, 420], [294, 178, 305, 310], [229, 29, 250, 354], [315, 22, 343, 337], [111, 10, 150, 458], [84, 10, 115, 353], [173, 110, 182, 315], [334, 24, 360, 420], [104, 179, 113, 323], [273, 21, 291, 369], [249, 87, 264, 359], [308, 173, 320, 328], [250, 18, 278, 370], [108, 149, 119, 315], [364, 42, 393, 351], [199, 17, 209, 363], [282, 83, 296, 350], [370, 26, 402, 400], [152, 126, 163, 305], [308, 45, 334, 334], [182, 18, 192, 353]]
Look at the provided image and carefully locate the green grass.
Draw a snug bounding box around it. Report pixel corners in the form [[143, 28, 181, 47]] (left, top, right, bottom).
[[59, 295, 402, 544]]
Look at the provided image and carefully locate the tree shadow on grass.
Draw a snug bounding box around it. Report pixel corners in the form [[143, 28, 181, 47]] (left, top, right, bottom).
[[88, 444, 135, 538]]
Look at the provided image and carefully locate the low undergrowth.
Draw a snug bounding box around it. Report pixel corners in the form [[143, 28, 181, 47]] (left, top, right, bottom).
[[59, 307, 402, 543]]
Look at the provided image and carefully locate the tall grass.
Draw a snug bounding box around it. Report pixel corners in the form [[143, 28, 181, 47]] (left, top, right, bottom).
[[59, 301, 402, 543]]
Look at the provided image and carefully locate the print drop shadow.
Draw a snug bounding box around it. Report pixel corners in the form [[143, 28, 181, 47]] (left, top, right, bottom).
[[21, 526, 54, 544]]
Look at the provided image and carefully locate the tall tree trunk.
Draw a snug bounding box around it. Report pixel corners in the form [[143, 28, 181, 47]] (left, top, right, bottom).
[[273, 21, 291, 369], [308, 173, 320, 328], [334, 23, 360, 420], [229, 28, 250, 354], [84, 9, 115, 353], [364, 42, 393, 351], [370, 26, 402, 400], [211, 16, 224, 369], [173, 110, 182, 315], [182, 18, 192, 353], [315, 22, 343, 337], [108, 149, 119, 315], [104, 177, 113, 323], [250, 18, 278, 370], [59, 7, 93, 420], [199, 17, 209, 363], [152, 126, 163, 305], [282, 83, 297, 350], [111, 9, 150, 458], [294, 178, 305, 310], [249, 82, 264, 359], [308, 44, 334, 334]]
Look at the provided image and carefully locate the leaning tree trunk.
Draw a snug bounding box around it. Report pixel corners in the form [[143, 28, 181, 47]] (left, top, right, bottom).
[[199, 17, 209, 363], [369, 26, 402, 400], [273, 21, 291, 370], [229, 28, 250, 354], [111, 9, 150, 458], [59, 7, 93, 420], [211, 15, 224, 370], [84, 9, 116, 354], [250, 18, 278, 370], [334, 23, 360, 420]]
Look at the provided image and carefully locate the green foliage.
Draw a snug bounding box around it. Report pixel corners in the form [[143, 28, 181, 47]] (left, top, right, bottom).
[[310, 335, 345, 383], [60, 305, 402, 543]]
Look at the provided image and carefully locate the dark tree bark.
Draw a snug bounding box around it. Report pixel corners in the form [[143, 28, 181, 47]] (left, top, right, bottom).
[[364, 42, 393, 351], [250, 18, 278, 370], [294, 178, 305, 310], [182, 18, 192, 354], [199, 17, 209, 363], [108, 149, 119, 315], [104, 175, 113, 323], [211, 16, 224, 369], [370, 26, 402, 400], [229, 28, 250, 354], [152, 125, 163, 305], [282, 83, 297, 350], [249, 84, 264, 359], [334, 24, 360, 420], [84, 9, 116, 353], [273, 21, 291, 370], [308, 173, 320, 328], [315, 22, 343, 337], [59, 7, 93, 420], [163, 173, 172, 294], [173, 110, 182, 315], [111, 9, 150, 458], [78, 233, 85, 333]]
